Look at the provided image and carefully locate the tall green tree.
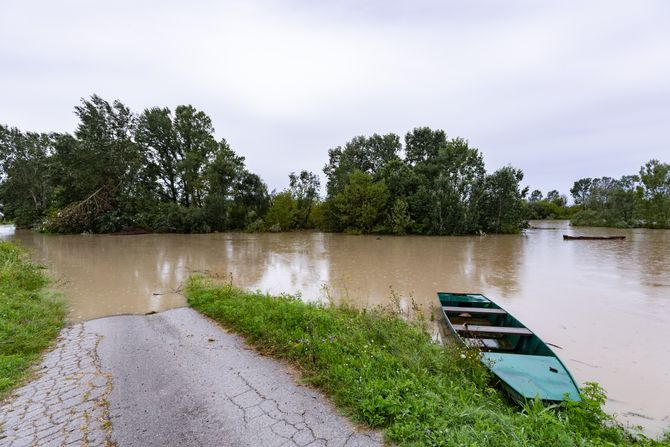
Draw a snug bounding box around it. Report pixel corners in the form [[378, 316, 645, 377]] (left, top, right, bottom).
[[44, 95, 147, 232], [570, 178, 592, 205], [330, 171, 389, 233], [202, 142, 248, 230], [134, 107, 180, 203], [0, 126, 56, 227], [289, 170, 321, 228], [546, 190, 567, 207], [136, 105, 219, 208], [638, 159, 670, 227], [323, 133, 401, 196], [230, 172, 269, 229], [321, 127, 528, 235], [480, 166, 528, 234], [264, 191, 296, 231], [404, 127, 447, 166], [422, 138, 487, 235]]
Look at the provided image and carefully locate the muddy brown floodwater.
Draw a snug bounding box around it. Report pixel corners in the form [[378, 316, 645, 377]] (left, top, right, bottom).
[[1, 222, 669, 436]]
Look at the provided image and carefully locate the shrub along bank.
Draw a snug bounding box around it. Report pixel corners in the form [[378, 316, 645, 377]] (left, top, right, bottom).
[[187, 277, 668, 447], [0, 241, 65, 398]]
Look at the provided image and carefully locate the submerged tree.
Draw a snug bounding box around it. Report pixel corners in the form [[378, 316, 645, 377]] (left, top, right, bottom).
[[0, 126, 56, 227], [638, 160, 670, 228], [2, 95, 269, 233], [289, 170, 321, 228], [569, 160, 670, 229], [321, 128, 528, 235], [480, 166, 528, 233], [330, 171, 389, 233]]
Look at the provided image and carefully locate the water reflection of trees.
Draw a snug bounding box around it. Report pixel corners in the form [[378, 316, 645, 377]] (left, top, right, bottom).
[[322, 233, 524, 310], [11, 230, 525, 319], [468, 235, 525, 299], [629, 230, 670, 291]]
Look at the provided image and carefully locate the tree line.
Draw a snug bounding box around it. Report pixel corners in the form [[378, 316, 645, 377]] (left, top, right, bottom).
[[568, 160, 670, 228], [16, 94, 656, 235], [0, 96, 270, 233], [521, 160, 670, 229], [314, 129, 528, 234]]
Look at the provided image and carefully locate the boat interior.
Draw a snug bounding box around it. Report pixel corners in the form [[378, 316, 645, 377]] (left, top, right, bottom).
[[438, 293, 552, 356]]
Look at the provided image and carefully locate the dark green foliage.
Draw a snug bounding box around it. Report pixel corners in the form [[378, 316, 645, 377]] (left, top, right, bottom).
[[570, 178, 592, 205], [264, 191, 296, 231], [546, 190, 567, 207], [48, 95, 146, 230], [638, 160, 670, 228], [0, 126, 56, 228], [262, 170, 321, 232], [387, 198, 413, 235], [187, 279, 666, 446], [321, 129, 528, 235], [569, 161, 670, 229], [0, 242, 65, 397], [329, 171, 389, 233], [0, 95, 269, 233], [289, 170, 321, 228], [525, 200, 577, 220], [323, 133, 401, 197], [525, 187, 576, 220], [480, 167, 528, 234]]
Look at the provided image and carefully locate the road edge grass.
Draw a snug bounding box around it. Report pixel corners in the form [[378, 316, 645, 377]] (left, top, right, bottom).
[[0, 241, 66, 400], [187, 275, 668, 447]]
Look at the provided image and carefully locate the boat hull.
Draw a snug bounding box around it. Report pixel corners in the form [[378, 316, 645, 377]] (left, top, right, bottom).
[[563, 235, 625, 240], [438, 292, 580, 403]]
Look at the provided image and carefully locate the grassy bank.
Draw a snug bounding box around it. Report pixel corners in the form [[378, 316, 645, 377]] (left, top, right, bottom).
[[0, 241, 65, 398], [187, 277, 668, 447]]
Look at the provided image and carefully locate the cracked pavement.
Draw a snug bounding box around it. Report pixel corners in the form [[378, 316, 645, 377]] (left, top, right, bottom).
[[1, 308, 382, 447], [0, 325, 114, 447]]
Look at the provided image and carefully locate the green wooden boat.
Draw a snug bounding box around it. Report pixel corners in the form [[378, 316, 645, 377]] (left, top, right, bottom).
[[438, 292, 580, 403]]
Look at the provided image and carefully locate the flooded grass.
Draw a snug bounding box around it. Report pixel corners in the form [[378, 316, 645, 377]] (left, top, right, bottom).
[[187, 276, 668, 446], [0, 241, 65, 398]]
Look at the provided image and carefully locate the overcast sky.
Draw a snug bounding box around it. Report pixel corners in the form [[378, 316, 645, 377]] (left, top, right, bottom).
[[1, 1, 669, 196]]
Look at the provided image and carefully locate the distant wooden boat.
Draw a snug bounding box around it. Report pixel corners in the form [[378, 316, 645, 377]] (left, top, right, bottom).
[[562, 235, 625, 240], [438, 292, 580, 403]]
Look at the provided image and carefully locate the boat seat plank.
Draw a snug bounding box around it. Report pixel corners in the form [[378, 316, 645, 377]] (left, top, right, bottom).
[[464, 338, 515, 351], [442, 306, 506, 315], [453, 324, 533, 336]]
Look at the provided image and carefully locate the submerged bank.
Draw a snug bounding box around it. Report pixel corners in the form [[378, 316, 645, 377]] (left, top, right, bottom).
[[187, 277, 669, 447], [0, 241, 65, 398]]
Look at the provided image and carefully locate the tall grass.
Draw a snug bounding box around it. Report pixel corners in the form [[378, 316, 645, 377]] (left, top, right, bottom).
[[0, 241, 65, 397], [187, 276, 668, 446]]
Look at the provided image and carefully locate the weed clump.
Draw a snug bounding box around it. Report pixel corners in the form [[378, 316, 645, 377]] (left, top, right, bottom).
[[0, 242, 65, 397]]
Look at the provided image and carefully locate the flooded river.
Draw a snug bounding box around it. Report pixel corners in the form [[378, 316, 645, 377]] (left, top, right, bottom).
[[1, 222, 668, 435]]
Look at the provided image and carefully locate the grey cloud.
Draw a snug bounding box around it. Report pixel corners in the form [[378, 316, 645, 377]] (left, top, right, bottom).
[[1, 0, 668, 196]]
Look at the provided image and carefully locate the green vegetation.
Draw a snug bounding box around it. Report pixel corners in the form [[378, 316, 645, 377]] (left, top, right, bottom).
[[525, 189, 577, 220], [264, 170, 321, 231], [321, 130, 528, 235], [4, 95, 665, 233], [569, 161, 670, 228], [522, 159, 670, 229], [187, 278, 667, 447], [0, 96, 270, 233], [0, 241, 65, 397], [1, 97, 529, 235]]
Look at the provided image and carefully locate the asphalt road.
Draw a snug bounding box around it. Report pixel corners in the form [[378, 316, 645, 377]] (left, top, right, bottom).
[[0, 308, 381, 447]]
